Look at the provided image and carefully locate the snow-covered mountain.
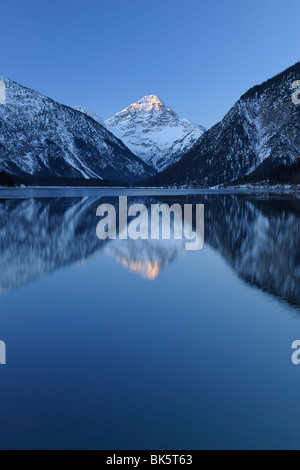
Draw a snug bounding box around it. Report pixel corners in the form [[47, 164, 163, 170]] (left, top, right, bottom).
[[146, 63, 300, 187], [0, 76, 155, 183], [105, 95, 205, 172]]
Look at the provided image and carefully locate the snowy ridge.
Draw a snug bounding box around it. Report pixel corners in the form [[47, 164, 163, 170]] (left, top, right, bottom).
[[204, 195, 300, 307], [73, 106, 105, 127]]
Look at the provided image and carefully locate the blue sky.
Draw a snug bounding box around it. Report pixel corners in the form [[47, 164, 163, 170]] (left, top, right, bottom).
[[1, 0, 299, 128]]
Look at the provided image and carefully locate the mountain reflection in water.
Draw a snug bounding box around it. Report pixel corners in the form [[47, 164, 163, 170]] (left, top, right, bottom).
[[0, 193, 299, 308]]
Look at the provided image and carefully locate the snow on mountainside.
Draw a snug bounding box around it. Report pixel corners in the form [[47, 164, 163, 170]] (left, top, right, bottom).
[[0, 76, 155, 183], [146, 63, 300, 188], [105, 95, 205, 172], [73, 106, 105, 127]]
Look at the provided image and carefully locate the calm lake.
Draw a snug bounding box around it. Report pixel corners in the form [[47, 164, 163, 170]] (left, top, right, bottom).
[[0, 188, 300, 450]]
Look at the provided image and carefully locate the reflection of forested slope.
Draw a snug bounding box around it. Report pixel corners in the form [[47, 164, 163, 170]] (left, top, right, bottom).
[[203, 195, 300, 308], [0, 197, 105, 295]]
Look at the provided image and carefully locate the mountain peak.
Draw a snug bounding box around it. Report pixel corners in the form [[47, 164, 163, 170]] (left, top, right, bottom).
[[117, 95, 167, 115], [140, 94, 165, 107], [105, 95, 205, 172]]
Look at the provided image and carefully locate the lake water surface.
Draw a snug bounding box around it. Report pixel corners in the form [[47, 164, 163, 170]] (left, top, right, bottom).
[[0, 188, 300, 450]]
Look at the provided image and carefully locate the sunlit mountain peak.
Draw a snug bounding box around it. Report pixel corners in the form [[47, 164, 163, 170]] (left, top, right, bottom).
[[105, 94, 205, 172], [115, 256, 161, 281], [117, 95, 166, 115]]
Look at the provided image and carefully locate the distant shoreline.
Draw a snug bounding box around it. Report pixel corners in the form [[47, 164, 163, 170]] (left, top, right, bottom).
[[0, 185, 299, 199]]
